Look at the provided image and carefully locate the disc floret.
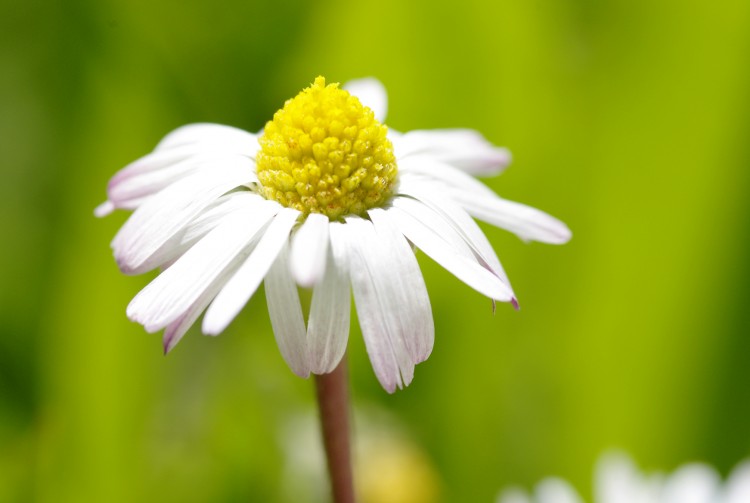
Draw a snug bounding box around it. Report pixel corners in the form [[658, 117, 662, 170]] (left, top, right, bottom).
[[256, 76, 398, 220]]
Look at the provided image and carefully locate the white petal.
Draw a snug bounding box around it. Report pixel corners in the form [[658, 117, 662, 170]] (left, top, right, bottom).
[[161, 256, 246, 353], [162, 299, 204, 354], [113, 154, 258, 210], [94, 200, 115, 217], [536, 478, 584, 503], [394, 129, 511, 175], [290, 213, 329, 288], [106, 148, 251, 203], [108, 146, 201, 188], [398, 178, 513, 290], [392, 196, 476, 258], [137, 191, 265, 274], [112, 196, 149, 212], [127, 206, 274, 332], [107, 155, 202, 206], [307, 229, 350, 374], [112, 165, 252, 274], [344, 217, 419, 392], [450, 188, 572, 244], [398, 157, 499, 198], [343, 78, 388, 123], [663, 464, 720, 503], [386, 204, 514, 302], [179, 192, 265, 248], [155, 123, 260, 158], [495, 488, 531, 503], [387, 128, 403, 141], [202, 207, 300, 335], [391, 191, 516, 307], [368, 207, 434, 363], [725, 462, 750, 503], [265, 239, 310, 378]]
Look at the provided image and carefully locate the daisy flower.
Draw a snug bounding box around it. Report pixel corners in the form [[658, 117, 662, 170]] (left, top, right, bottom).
[[97, 76, 570, 392], [497, 452, 750, 503]]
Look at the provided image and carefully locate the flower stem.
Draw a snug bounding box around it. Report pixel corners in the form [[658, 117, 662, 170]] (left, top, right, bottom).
[[315, 355, 355, 503]]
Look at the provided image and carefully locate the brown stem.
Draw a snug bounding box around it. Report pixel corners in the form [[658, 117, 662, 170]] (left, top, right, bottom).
[[315, 355, 355, 503]]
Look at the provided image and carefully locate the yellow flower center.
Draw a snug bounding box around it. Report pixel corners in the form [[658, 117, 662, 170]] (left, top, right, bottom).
[[256, 76, 398, 220]]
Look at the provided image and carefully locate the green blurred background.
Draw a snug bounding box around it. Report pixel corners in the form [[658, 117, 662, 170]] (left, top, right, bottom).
[[2, 0, 750, 501]]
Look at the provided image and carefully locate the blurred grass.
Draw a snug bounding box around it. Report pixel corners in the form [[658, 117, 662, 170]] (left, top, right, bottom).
[[2, 0, 750, 501]]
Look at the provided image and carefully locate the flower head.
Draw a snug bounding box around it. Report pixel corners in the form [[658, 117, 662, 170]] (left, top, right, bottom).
[[497, 452, 750, 503], [97, 76, 571, 392]]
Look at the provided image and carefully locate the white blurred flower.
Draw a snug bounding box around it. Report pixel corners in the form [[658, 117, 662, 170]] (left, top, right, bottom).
[[98, 76, 570, 392], [497, 452, 750, 503]]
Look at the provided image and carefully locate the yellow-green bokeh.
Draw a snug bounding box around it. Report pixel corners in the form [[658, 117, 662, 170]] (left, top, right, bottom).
[[2, 0, 750, 501]]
